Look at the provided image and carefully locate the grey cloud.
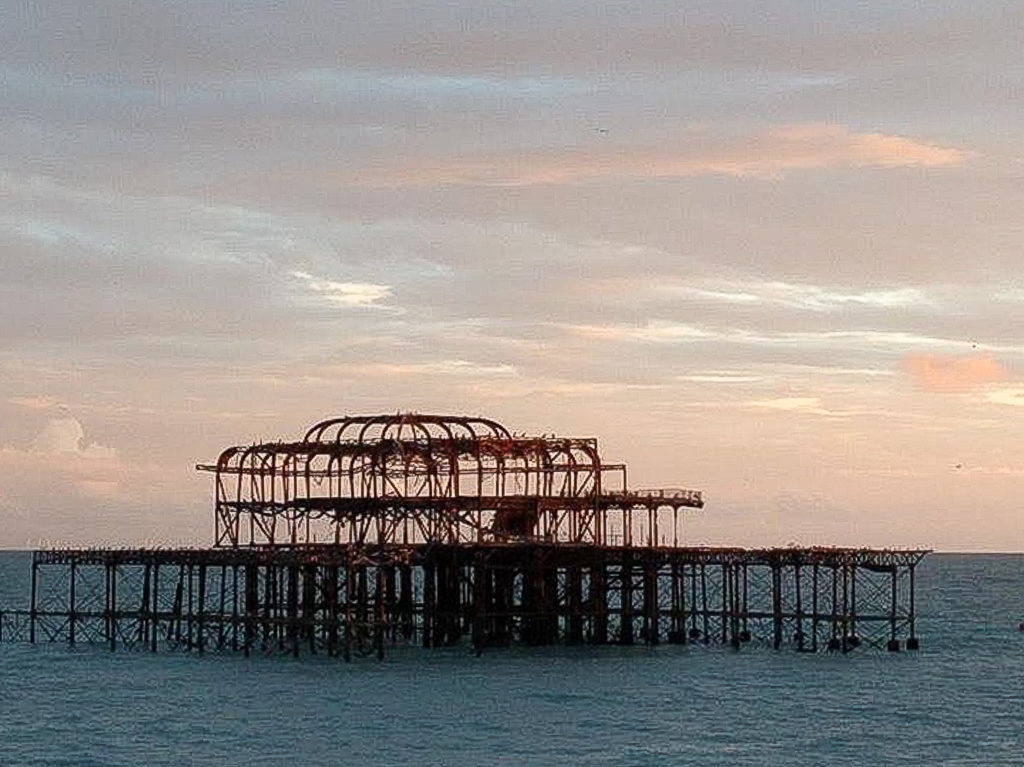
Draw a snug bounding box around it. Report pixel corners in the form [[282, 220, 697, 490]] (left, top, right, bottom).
[[3, 1, 1024, 548], [4, 1, 1017, 192], [5, 2, 1022, 78], [5, 166, 1022, 394], [0, 178, 417, 356]]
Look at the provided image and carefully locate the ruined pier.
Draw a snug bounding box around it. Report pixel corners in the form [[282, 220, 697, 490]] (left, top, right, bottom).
[[1, 414, 927, 656]]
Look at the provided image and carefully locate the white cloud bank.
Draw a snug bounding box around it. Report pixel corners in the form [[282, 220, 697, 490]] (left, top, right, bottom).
[[31, 414, 118, 459]]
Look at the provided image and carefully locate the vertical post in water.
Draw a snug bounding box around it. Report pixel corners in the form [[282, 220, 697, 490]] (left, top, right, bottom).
[[383, 564, 396, 644], [888, 566, 899, 651], [103, 563, 111, 648], [699, 563, 709, 643], [772, 563, 783, 650], [841, 561, 850, 653], [687, 563, 698, 641], [303, 563, 317, 654], [644, 561, 659, 646], [217, 564, 227, 650], [343, 560, 354, 663], [151, 564, 160, 653], [850, 562, 858, 645], [139, 563, 151, 646], [29, 555, 38, 644], [592, 562, 608, 645], [740, 563, 749, 642], [794, 563, 804, 651], [567, 564, 583, 646], [374, 562, 385, 660], [171, 565, 184, 645], [197, 563, 207, 655], [471, 552, 486, 654], [186, 564, 194, 652], [422, 561, 435, 649], [398, 564, 413, 641], [287, 563, 299, 658], [357, 566, 370, 647], [108, 562, 118, 652], [231, 565, 240, 652], [672, 561, 685, 644], [261, 564, 273, 650], [326, 565, 339, 657], [720, 562, 729, 645], [811, 563, 819, 652], [907, 562, 919, 650], [730, 563, 741, 649], [69, 559, 77, 646], [830, 565, 840, 650], [619, 555, 634, 645], [244, 563, 258, 658]]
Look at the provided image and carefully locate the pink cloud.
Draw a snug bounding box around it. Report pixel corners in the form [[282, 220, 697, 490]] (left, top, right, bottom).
[[903, 354, 1009, 392], [8, 395, 64, 410], [769, 124, 965, 169], [360, 124, 967, 187]]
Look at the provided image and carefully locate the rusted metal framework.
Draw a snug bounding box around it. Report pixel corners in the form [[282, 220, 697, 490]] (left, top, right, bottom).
[[198, 413, 704, 548], [3, 545, 926, 656], [0, 413, 929, 657]]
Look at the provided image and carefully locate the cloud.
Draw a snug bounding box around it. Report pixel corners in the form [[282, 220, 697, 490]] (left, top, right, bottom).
[[566, 321, 712, 344], [447, 376, 664, 399], [904, 354, 1009, 393], [564, 321, 994, 357], [664, 280, 932, 312], [31, 415, 119, 460], [368, 124, 966, 187], [291, 270, 393, 308], [0, 415, 124, 527], [677, 373, 765, 384], [8, 395, 63, 410], [985, 387, 1024, 407], [342, 359, 517, 377], [32, 416, 86, 454], [747, 397, 838, 416], [953, 464, 1024, 476], [770, 124, 965, 169], [0, 414, 201, 546]]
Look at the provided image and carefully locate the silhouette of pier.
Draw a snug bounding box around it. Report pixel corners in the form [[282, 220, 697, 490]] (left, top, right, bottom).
[[0, 414, 927, 656]]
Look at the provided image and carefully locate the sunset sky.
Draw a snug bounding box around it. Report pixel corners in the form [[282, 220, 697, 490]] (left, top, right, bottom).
[[2, 2, 1023, 550]]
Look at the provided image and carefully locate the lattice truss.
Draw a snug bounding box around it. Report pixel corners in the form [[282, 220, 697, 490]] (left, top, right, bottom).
[[25, 554, 420, 658], [12, 547, 925, 654], [199, 413, 704, 547]]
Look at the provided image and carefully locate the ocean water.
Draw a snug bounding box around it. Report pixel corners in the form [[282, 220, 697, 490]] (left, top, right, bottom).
[[0, 552, 1020, 766]]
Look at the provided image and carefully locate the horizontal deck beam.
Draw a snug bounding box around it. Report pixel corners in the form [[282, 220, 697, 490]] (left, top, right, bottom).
[[1, 544, 927, 658]]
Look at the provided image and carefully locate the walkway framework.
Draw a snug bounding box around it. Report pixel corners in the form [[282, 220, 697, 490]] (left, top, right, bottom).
[[0, 414, 928, 656], [3, 544, 925, 655]]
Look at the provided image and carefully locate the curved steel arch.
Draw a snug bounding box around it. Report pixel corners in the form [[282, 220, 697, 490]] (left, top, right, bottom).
[[201, 412, 703, 548], [302, 413, 511, 443]]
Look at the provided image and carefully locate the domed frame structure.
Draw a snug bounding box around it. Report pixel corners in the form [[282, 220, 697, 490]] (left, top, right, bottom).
[[200, 413, 704, 548]]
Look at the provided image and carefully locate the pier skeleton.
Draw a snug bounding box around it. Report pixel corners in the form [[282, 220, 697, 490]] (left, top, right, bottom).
[[2, 414, 927, 656]]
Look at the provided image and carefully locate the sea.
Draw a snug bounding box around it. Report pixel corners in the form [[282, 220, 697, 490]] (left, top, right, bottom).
[[0, 552, 1020, 766]]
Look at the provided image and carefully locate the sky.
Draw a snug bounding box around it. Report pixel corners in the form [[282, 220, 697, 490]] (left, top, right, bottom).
[[2, 1, 1023, 550]]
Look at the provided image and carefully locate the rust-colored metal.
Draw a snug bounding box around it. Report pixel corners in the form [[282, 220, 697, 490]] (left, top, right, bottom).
[[6, 544, 928, 656], [0, 413, 929, 657], [196, 413, 704, 548]]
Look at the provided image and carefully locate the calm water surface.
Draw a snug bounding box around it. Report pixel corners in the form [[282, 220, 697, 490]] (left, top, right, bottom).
[[0, 553, 1021, 766]]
